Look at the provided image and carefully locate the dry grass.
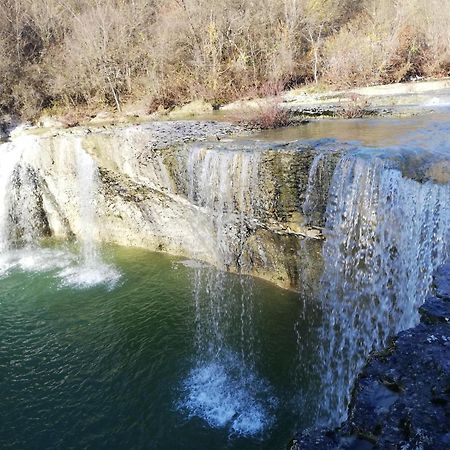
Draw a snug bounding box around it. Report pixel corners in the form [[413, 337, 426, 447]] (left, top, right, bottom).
[[233, 102, 292, 130]]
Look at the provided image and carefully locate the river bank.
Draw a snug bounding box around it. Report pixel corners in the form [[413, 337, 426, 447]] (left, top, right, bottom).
[[1, 79, 449, 134]]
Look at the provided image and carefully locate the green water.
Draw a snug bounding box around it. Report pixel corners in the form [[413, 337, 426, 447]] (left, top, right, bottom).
[[0, 245, 322, 450]]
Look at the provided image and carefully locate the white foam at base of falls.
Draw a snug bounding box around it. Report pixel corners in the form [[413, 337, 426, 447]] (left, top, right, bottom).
[[179, 351, 277, 437], [0, 247, 74, 275], [57, 263, 120, 290], [318, 154, 450, 425]]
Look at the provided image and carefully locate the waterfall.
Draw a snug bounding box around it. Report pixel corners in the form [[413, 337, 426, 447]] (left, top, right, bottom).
[[0, 135, 72, 276], [58, 140, 120, 288], [11, 162, 46, 249], [186, 145, 262, 269], [76, 142, 99, 265], [0, 136, 46, 267], [0, 142, 22, 254], [318, 154, 450, 424], [180, 146, 276, 437], [186, 146, 262, 359], [302, 150, 337, 227]]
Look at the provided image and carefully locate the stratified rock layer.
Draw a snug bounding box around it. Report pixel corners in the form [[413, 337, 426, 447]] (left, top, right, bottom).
[[15, 121, 342, 290], [292, 263, 450, 450]]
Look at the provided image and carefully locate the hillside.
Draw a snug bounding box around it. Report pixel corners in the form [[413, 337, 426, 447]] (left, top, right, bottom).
[[1, 0, 449, 120]]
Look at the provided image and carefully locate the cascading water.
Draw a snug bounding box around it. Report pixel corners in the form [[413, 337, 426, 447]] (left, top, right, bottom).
[[302, 152, 335, 227], [0, 136, 51, 273], [0, 142, 22, 255], [179, 145, 277, 437], [76, 142, 99, 264], [10, 162, 46, 249], [318, 153, 450, 424], [58, 140, 120, 288]]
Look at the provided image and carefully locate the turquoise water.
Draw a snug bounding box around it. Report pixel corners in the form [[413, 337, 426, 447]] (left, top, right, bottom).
[[0, 245, 322, 450]]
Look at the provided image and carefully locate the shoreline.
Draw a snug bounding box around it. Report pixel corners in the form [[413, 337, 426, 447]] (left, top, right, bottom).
[[2, 78, 450, 135]]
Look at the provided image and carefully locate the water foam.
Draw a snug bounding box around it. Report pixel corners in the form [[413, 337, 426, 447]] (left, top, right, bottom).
[[0, 247, 73, 278], [179, 352, 276, 437], [58, 262, 121, 289], [179, 147, 276, 437], [58, 141, 121, 290]]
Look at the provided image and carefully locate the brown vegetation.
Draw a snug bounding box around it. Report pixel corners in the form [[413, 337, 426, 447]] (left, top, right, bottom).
[[0, 0, 449, 119]]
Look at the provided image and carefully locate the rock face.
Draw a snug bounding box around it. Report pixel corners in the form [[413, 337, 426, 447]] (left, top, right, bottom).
[[292, 263, 450, 450], [14, 121, 343, 290]]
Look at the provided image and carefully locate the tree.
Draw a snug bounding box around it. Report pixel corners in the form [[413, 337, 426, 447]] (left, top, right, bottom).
[[301, 0, 352, 83]]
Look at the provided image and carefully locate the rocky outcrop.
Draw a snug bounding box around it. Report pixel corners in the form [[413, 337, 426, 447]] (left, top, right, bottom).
[[292, 263, 450, 450], [14, 121, 344, 290]]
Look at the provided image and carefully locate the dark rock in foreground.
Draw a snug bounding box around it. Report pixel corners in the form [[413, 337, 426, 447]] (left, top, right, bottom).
[[292, 263, 450, 450]]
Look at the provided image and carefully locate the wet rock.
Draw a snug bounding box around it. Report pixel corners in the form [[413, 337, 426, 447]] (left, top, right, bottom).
[[419, 296, 450, 324], [434, 263, 450, 300], [291, 429, 374, 450], [16, 121, 344, 290], [293, 263, 450, 449]]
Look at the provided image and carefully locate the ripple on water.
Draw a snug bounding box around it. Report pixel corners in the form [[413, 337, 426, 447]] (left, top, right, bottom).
[[178, 352, 278, 438]]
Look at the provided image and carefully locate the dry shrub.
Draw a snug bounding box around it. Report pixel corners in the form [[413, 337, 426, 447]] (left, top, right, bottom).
[[381, 25, 428, 83], [338, 94, 370, 118], [231, 79, 293, 129], [415, 0, 450, 77], [1, 0, 449, 119], [322, 0, 450, 88], [244, 104, 291, 129]]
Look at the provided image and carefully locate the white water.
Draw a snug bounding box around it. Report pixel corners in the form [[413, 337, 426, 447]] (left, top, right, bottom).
[[0, 136, 119, 287], [2, 125, 449, 435], [58, 141, 120, 289], [180, 351, 277, 437], [319, 154, 450, 424], [12, 156, 44, 248], [302, 153, 325, 226], [180, 146, 275, 437], [0, 142, 22, 254], [0, 136, 45, 275], [187, 145, 262, 268]]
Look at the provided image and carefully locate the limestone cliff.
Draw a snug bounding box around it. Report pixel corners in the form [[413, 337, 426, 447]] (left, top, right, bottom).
[[14, 121, 343, 290]]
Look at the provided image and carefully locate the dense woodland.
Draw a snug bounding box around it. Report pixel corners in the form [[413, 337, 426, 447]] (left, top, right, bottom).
[[1, 0, 449, 119]]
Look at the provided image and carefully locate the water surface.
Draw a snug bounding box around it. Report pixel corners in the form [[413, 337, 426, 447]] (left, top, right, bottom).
[[0, 245, 321, 450]]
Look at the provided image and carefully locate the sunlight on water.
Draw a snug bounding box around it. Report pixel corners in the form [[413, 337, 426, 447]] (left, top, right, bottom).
[[0, 112, 449, 448]]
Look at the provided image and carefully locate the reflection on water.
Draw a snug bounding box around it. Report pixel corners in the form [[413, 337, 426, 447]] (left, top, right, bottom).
[[257, 111, 450, 150]]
